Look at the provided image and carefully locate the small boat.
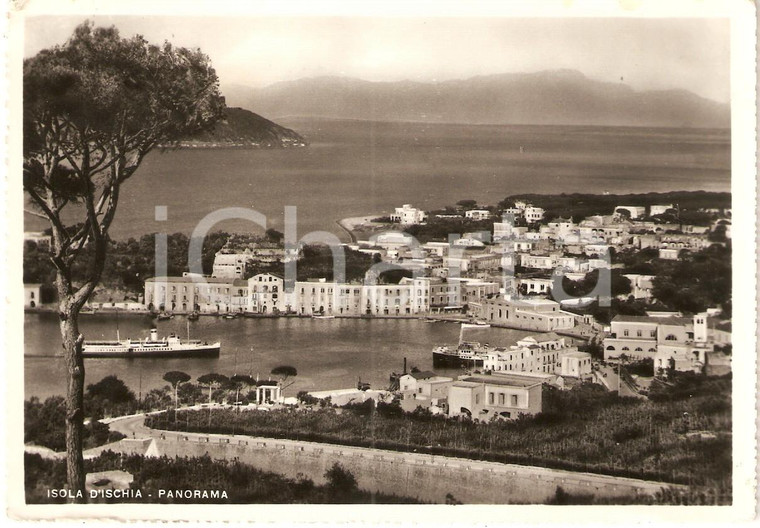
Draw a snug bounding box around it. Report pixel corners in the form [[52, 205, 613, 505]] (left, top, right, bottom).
[[313, 315, 335, 319], [222, 313, 238, 320], [157, 312, 173, 321], [187, 311, 200, 321]]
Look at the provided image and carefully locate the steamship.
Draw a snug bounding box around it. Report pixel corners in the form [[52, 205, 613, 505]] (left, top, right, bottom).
[[432, 323, 489, 368], [82, 327, 220, 358]]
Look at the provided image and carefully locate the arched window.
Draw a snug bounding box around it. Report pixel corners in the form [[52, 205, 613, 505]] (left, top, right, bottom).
[[634, 347, 643, 352], [665, 334, 677, 341], [622, 347, 630, 351], [606, 346, 616, 351]]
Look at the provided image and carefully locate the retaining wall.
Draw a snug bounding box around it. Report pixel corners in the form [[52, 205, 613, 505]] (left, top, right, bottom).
[[127, 432, 674, 504]]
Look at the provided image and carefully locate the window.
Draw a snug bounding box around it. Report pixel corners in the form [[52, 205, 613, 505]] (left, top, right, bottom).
[[488, 392, 494, 404], [623, 329, 629, 337], [475, 394, 480, 405], [650, 330, 656, 337], [636, 330, 642, 337], [510, 395, 518, 406], [498, 393, 505, 405]]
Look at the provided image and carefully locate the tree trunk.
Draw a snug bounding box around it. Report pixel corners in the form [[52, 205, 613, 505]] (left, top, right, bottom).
[[60, 301, 86, 502]]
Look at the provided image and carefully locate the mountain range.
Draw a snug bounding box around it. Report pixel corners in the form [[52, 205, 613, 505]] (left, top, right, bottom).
[[223, 70, 729, 129]]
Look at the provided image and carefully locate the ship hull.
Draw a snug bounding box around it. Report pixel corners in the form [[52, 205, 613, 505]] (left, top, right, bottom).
[[432, 350, 484, 369], [83, 344, 220, 358]]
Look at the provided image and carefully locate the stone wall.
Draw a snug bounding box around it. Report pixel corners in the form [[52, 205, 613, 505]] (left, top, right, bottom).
[[128, 432, 675, 504]]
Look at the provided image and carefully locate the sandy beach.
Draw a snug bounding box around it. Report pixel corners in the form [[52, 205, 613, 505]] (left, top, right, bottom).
[[336, 214, 388, 243]]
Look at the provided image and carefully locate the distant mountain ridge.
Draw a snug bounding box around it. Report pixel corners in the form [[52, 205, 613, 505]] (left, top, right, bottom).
[[224, 70, 729, 129], [175, 107, 306, 148]]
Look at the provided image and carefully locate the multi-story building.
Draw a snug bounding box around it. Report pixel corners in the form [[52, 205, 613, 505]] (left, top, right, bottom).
[[603, 315, 659, 360], [603, 313, 731, 372], [524, 206, 545, 223], [390, 204, 427, 225], [248, 273, 289, 313], [447, 373, 544, 419], [145, 275, 241, 313], [464, 209, 491, 221], [520, 253, 559, 270], [480, 297, 577, 332], [481, 333, 583, 376], [212, 252, 254, 279]]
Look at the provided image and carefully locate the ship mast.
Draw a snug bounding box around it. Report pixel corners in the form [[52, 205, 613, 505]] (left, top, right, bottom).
[[116, 311, 120, 342], [187, 319, 191, 341]]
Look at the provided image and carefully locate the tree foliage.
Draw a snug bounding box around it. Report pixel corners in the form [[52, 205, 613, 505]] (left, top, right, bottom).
[[163, 371, 191, 388], [23, 22, 225, 498]]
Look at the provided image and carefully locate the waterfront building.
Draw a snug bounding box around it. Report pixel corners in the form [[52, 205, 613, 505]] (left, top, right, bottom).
[[390, 204, 427, 225], [449, 278, 500, 306], [479, 296, 577, 332], [144, 276, 240, 313], [248, 273, 287, 314], [398, 371, 454, 413]]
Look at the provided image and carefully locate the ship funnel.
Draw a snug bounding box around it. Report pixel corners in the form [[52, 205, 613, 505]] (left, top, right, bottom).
[[150, 328, 158, 341]]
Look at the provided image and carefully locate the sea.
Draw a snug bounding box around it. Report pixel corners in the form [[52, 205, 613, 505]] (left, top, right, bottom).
[[24, 313, 539, 400], [23, 118, 731, 242], [23, 119, 730, 399]]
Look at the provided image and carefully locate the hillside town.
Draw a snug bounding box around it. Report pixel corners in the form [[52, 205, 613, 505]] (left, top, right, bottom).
[[25, 195, 731, 401]]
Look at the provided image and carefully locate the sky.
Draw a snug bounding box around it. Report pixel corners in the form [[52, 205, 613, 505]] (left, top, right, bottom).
[[24, 16, 730, 103]]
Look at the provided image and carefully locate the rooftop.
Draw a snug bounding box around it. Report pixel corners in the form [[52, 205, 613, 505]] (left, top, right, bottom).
[[409, 370, 436, 380], [461, 373, 543, 388]]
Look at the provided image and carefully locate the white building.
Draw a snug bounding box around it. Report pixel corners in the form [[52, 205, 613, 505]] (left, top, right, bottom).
[[390, 204, 427, 225], [623, 274, 655, 300], [650, 204, 675, 216], [481, 333, 581, 376], [524, 206, 545, 223], [464, 209, 491, 221], [212, 252, 254, 279], [559, 351, 593, 378], [24, 284, 41, 308], [480, 297, 577, 332], [614, 206, 646, 219]]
